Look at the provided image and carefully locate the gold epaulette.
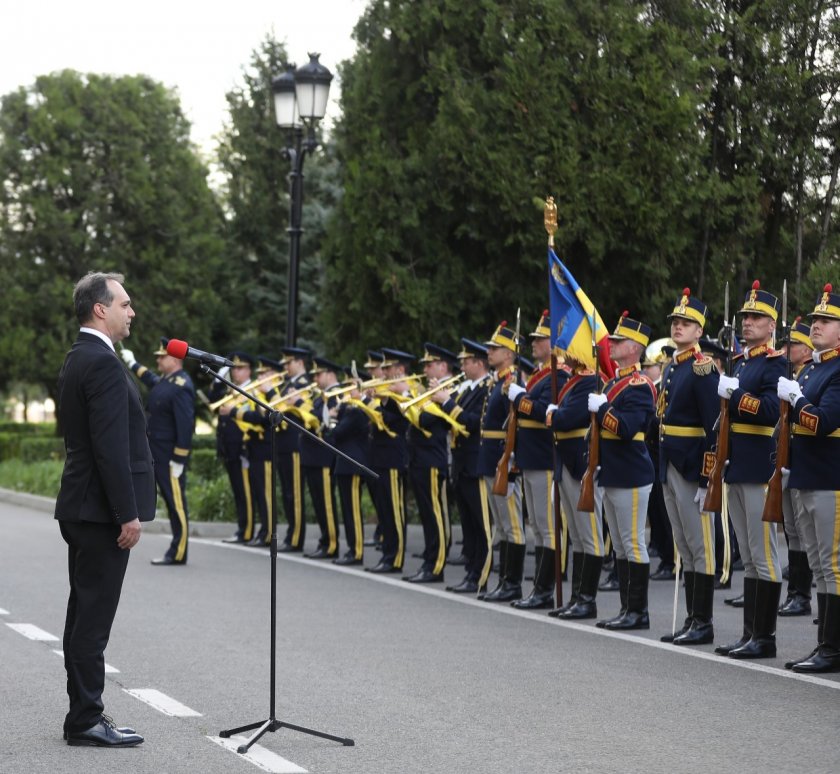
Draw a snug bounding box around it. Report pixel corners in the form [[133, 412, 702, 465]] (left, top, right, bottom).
[[692, 355, 715, 376]]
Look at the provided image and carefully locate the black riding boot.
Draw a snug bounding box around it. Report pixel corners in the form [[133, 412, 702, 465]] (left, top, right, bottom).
[[605, 561, 650, 630], [661, 570, 694, 643], [597, 558, 628, 628], [729, 579, 781, 659]]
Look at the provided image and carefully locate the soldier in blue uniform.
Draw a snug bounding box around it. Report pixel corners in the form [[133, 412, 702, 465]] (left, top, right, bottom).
[[777, 317, 815, 617], [656, 290, 720, 645], [365, 348, 413, 574], [589, 313, 657, 630], [433, 338, 493, 593], [779, 284, 840, 673], [301, 356, 342, 559], [207, 353, 255, 544], [546, 356, 602, 619], [479, 322, 526, 603], [714, 281, 786, 660], [505, 311, 569, 609], [122, 338, 195, 565], [402, 343, 458, 584]]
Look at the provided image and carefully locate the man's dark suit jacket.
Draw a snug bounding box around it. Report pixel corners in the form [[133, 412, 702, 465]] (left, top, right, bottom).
[[55, 332, 157, 524]]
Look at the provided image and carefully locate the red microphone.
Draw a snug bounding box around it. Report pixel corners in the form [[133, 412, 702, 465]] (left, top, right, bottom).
[[166, 339, 234, 368]]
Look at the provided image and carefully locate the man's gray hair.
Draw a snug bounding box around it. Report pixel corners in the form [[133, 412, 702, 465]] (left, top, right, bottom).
[[73, 271, 125, 324]]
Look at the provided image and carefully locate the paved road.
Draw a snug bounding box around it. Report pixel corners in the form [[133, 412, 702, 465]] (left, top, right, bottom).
[[1, 496, 838, 774]]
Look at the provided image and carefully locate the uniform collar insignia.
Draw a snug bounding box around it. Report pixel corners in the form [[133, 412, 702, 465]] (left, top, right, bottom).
[[816, 347, 840, 363], [617, 363, 641, 378], [674, 345, 701, 365], [745, 344, 769, 359]]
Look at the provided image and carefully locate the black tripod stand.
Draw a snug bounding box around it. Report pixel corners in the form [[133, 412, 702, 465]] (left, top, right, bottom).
[[207, 365, 374, 753]]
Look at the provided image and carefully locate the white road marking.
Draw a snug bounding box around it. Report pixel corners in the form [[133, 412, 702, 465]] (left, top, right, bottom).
[[123, 688, 201, 717], [0, 607, 9, 615], [52, 649, 119, 673], [198, 536, 840, 692], [6, 623, 59, 641], [208, 736, 308, 773]]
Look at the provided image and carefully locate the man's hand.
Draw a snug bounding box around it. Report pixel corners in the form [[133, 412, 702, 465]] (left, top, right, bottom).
[[545, 403, 558, 427], [588, 393, 607, 413], [117, 518, 142, 550], [506, 383, 525, 402], [717, 374, 739, 399], [120, 348, 136, 367], [170, 460, 184, 479], [777, 376, 803, 405], [694, 487, 707, 505]]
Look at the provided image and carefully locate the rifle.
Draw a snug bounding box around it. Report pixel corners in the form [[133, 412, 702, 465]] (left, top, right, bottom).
[[492, 307, 521, 496], [763, 279, 789, 523], [703, 282, 732, 513], [576, 310, 600, 512]]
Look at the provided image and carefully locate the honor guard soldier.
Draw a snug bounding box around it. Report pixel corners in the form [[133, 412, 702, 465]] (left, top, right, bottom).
[[504, 311, 568, 609], [714, 281, 786, 660], [479, 322, 526, 602], [403, 343, 458, 584], [275, 346, 313, 552], [221, 356, 285, 546], [657, 290, 720, 644], [326, 369, 373, 565], [301, 357, 342, 559], [779, 285, 840, 673], [208, 353, 255, 544], [121, 339, 195, 565], [778, 317, 815, 616], [545, 355, 603, 619], [590, 313, 657, 630], [366, 348, 413, 574], [433, 338, 492, 593]]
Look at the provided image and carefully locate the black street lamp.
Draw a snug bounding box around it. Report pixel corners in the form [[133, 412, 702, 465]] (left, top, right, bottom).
[[271, 53, 333, 347]]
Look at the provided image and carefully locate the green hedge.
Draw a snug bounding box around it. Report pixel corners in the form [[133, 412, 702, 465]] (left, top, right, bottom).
[[0, 459, 63, 497], [0, 422, 55, 435]]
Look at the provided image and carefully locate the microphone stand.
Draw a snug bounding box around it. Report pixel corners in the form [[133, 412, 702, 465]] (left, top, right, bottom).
[[206, 364, 364, 754]]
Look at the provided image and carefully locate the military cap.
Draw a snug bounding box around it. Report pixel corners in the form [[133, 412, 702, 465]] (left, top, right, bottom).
[[380, 348, 416, 367], [310, 355, 343, 375], [227, 351, 254, 368], [484, 321, 524, 352], [256, 355, 285, 372], [153, 337, 170, 356], [609, 310, 652, 347], [458, 338, 488, 360], [738, 280, 780, 322], [698, 336, 727, 360], [529, 309, 551, 339], [809, 283, 840, 321], [668, 287, 708, 328], [364, 350, 385, 369], [281, 346, 312, 362], [517, 354, 535, 374], [419, 343, 459, 367], [789, 317, 814, 349]]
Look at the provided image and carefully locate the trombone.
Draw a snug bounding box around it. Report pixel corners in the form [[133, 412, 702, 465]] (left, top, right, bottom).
[[399, 373, 465, 410], [265, 382, 319, 409], [322, 374, 424, 401], [207, 372, 285, 411]]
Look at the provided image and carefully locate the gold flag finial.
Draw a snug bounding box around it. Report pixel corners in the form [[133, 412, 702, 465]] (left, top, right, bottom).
[[544, 196, 558, 247]]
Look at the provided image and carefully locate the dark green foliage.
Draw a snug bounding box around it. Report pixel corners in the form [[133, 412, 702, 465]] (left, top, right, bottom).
[[18, 436, 66, 463]]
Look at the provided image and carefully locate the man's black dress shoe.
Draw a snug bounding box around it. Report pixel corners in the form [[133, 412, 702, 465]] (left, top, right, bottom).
[[333, 555, 363, 566], [304, 548, 337, 560], [482, 581, 522, 603], [778, 594, 811, 616], [246, 536, 268, 547], [366, 562, 401, 574], [64, 715, 134, 740], [598, 576, 620, 591], [151, 557, 185, 566], [446, 578, 479, 594], [66, 719, 144, 747], [404, 569, 444, 584], [277, 543, 302, 553], [222, 535, 246, 544]]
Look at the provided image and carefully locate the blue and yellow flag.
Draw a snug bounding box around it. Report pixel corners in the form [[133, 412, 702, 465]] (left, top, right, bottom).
[[548, 248, 613, 377]]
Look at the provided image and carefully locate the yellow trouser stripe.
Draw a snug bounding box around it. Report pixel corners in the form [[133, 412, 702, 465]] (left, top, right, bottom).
[[323, 468, 337, 554], [507, 487, 523, 545], [763, 520, 777, 582], [292, 453, 302, 546], [833, 493, 840, 594], [170, 469, 188, 561], [720, 489, 731, 583], [431, 468, 446, 575], [590, 510, 602, 556], [479, 479, 493, 588], [352, 476, 363, 559], [441, 474, 451, 546], [604, 531, 612, 556], [546, 472, 556, 551], [701, 510, 715, 575], [264, 462, 273, 543], [630, 487, 641, 562], [241, 465, 253, 542], [391, 470, 404, 568]]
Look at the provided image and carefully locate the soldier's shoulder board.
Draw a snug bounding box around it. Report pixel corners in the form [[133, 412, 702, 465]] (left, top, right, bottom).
[[174, 376, 187, 387], [692, 354, 715, 376], [629, 374, 649, 386]]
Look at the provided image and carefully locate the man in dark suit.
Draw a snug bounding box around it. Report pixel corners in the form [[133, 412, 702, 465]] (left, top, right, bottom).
[[55, 272, 155, 747]]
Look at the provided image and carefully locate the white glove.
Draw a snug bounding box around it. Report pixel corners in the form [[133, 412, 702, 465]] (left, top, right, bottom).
[[120, 348, 135, 366], [781, 467, 791, 487], [588, 393, 607, 413], [217, 365, 231, 380], [717, 374, 739, 398], [507, 383, 526, 401], [546, 403, 558, 414], [240, 454, 250, 470], [322, 403, 331, 425], [693, 487, 707, 505], [169, 460, 184, 479], [777, 376, 803, 405]]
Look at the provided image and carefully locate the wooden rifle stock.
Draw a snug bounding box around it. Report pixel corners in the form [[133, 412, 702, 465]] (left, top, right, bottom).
[[492, 404, 518, 496], [576, 413, 599, 511], [703, 398, 730, 512], [762, 401, 789, 523]]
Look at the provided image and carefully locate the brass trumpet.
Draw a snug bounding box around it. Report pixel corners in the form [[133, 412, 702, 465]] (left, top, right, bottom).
[[399, 373, 465, 411], [266, 382, 319, 409], [207, 372, 285, 411]]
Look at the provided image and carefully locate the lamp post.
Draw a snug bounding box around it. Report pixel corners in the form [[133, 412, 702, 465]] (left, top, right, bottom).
[[271, 53, 333, 347]]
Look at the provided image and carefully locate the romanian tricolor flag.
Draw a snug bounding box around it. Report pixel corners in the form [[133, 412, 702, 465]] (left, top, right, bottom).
[[548, 248, 614, 378]]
